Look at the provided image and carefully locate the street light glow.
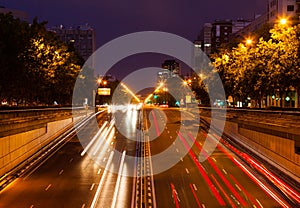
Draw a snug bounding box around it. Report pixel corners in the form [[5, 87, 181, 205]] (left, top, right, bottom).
[[246, 38, 253, 45], [279, 18, 287, 25], [144, 82, 164, 103], [120, 83, 140, 103]]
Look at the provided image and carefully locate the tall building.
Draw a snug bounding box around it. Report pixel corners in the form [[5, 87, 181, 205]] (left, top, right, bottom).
[[234, 14, 268, 40], [157, 60, 181, 82], [268, 0, 299, 22], [197, 19, 252, 55], [232, 18, 252, 34], [211, 20, 233, 53], [235, 1, 300, 41], [161, 60, 180, 77], [0, 6, 28, 22], [50, 24, 96, 61], [198, 23, 212, 55]]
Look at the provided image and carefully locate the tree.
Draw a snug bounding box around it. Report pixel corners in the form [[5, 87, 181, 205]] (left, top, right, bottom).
[[0, 13, 83, 106], [212, 21, 300, 108]]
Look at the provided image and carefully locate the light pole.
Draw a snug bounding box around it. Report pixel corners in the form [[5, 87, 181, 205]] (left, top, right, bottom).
[[163, 87, 168, 105]]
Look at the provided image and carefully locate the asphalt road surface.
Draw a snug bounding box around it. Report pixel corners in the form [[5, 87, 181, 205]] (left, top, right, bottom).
[[0, 106, 296, 208]]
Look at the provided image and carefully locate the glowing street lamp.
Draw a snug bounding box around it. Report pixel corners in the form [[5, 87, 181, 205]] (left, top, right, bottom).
[[279, 18, 287, 25], [246, 38, 253, 46]]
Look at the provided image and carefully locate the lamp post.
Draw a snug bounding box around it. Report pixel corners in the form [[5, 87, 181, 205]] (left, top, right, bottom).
[[163, 87, 168, 105]]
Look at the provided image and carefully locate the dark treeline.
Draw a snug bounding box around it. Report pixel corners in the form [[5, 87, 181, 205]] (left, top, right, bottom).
[[0, 13, 84, 106]]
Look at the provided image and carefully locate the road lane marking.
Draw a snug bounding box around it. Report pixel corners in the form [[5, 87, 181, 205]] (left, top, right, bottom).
[[45, 184, 52, 191], [90, 151, 114, 208], [111, 151, 126, 208], [185, 168, 190, 174], [69, 158, 73, 163], [81, 204, 85, 208], [222, 169, 227, 175], [59, 170, 64, 175], [211, 174, 236, 208], [90, 183, 95, 191], [180, 157, 183, 162], [176, 148, 179, 153], [178, 132, 226, 206], [256, 199, 263, 208], [233, 158, 289, 208], [212, 157, 216, 162], [170, 183, 180, 208], [189, 184, 201, 208], [193, 184, 198, 191], [97, 169, 101, 175], [30, 205, 34, 208], [235, 184, 241, 192], [167, 130, 170, 134], [170, 136, 173, 139], [230, 174, 261, 207]]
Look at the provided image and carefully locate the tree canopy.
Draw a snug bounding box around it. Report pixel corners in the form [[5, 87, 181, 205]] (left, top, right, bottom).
[[212, 22, 300, 108], [0, 13, 84, 106]]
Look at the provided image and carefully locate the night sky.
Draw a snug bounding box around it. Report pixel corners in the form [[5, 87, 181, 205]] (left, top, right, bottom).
[[2, 0, 267, 84], [3, 0, 266, 47]]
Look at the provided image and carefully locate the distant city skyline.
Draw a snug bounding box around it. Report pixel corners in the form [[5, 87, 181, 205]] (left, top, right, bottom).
[[2, 0, 266, 48]]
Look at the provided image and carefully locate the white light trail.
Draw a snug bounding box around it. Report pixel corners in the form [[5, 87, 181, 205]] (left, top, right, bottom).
[[111, 150, 126, 208], [90, 151, 114, 208], [81, 121, 108, 156]]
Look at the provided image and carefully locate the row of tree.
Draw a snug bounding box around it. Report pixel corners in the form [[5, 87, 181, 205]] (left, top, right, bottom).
[[0, 13, 84, 106], [212, 22, 300, 107]]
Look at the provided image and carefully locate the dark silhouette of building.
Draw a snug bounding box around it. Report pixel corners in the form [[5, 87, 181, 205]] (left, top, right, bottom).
[[211, 20, 233, 53]]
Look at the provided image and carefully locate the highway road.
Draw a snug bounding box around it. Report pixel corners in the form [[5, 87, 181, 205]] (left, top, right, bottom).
[[145, 108, 292, 207], [0, 106, 298, 208]]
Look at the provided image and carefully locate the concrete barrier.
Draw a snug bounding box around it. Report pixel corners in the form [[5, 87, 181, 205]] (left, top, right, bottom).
[[238, 126, 300, 180], [201, 112, 300, 181], [0, 118, 73, 177]]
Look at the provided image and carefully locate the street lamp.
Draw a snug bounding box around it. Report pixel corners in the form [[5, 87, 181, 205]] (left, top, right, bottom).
[[246, 38, 253, 46], [279, 18, 287, 25], [97, 78, 102, 86], [163, 87, 168, 104]]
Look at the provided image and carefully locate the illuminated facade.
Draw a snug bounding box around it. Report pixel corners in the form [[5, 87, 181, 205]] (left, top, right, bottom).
[[268, 0, 299, 22]]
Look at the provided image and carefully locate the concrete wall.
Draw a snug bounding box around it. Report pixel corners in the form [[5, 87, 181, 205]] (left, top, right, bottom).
[[238, 126, 300, 180], [220, 119, 300, 181], [202, 115, 300, 180], [0, 118, 72, 177]]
